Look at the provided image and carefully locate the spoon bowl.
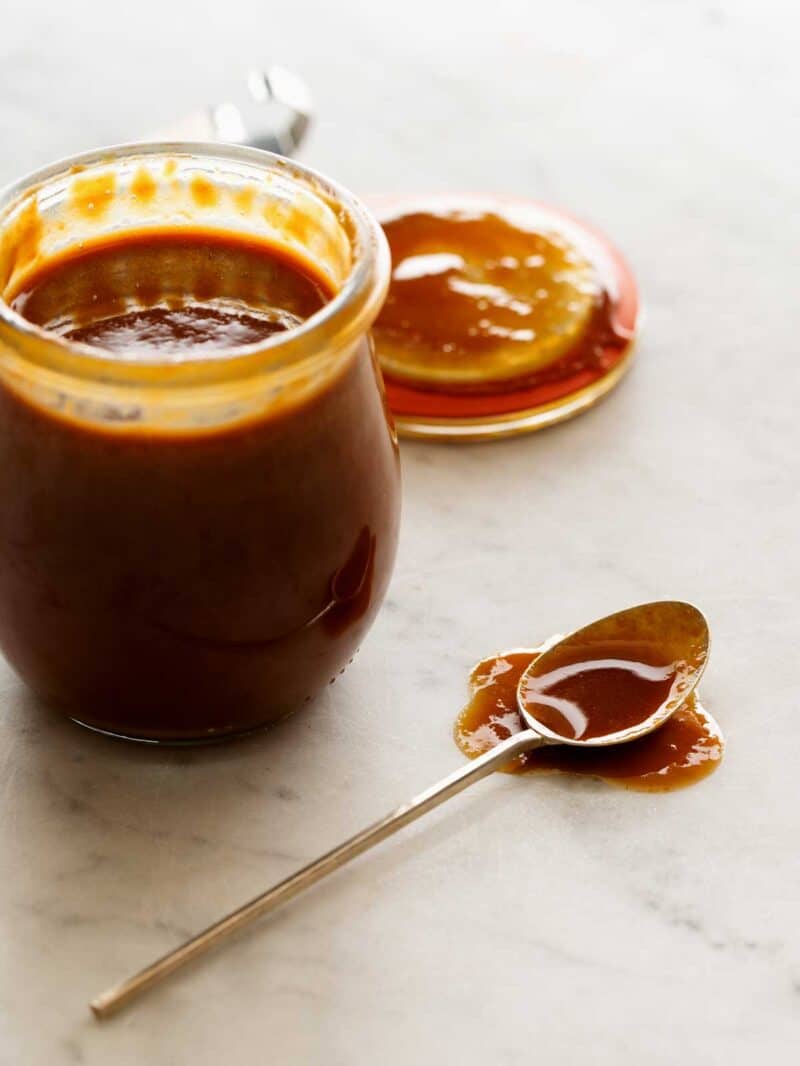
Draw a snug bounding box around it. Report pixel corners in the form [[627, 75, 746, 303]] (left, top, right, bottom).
[[516, 601, 710, 748]]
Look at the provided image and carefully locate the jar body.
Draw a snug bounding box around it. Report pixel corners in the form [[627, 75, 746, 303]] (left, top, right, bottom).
[[0, 146, 399, 740], [0, 338, 399, 739]]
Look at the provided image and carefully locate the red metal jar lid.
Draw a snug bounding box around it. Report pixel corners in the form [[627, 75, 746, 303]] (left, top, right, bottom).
[[369, 194, 640, 442]]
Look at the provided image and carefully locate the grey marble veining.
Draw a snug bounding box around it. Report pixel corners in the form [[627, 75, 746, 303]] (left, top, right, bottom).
[[1, 1, 799, 1062]]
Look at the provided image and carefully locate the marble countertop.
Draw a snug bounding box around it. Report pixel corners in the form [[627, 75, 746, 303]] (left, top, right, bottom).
[[1, 1, 798, 1062]]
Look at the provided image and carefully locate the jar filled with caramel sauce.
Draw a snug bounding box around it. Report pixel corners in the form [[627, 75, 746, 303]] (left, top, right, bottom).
[[0, 146, 400, 741]]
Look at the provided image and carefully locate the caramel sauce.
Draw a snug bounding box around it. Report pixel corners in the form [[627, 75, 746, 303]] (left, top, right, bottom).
[[130, 168, 158, 204], [0, 228, 401, 740], [376, 210, 598, 383], [520, 638, 680, 741], [0, 197, 43, 289], [71, 172, 116, 219], [373, 205, 635, 421], [10, 231, 329, 354], [234, 186, 256, 215], [455, 646, 724, 791], [190, 175, 220, 210]]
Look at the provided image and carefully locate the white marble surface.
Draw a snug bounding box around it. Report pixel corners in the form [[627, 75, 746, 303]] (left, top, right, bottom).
[[1, 1, 799, 1062]]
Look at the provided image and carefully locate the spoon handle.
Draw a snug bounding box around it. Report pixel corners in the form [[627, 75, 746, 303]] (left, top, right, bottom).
[[91, 728, 545, 1019]]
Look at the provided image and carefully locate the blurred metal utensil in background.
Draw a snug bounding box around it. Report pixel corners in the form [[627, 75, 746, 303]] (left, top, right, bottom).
[[153, 66, 312, 155]]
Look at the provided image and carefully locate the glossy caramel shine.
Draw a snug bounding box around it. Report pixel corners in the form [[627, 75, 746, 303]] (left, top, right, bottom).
[[520, 638, 679, 740], [455, 647, 724, 791], [375, 209, 600, 385], [373, 205, 635, 426]]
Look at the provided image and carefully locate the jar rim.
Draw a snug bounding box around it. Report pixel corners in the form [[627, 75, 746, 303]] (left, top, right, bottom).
[[0, 142, 390, 387]]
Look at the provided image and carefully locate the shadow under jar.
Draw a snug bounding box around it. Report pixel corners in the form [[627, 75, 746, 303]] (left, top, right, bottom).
[[0, 145, 400, 742]]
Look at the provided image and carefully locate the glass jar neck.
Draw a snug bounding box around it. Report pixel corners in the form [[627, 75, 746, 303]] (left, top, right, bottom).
[[0, 143, 390, 390]]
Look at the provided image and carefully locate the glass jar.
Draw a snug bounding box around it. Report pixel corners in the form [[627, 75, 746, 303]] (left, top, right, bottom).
[[0, 144, 400, 742]]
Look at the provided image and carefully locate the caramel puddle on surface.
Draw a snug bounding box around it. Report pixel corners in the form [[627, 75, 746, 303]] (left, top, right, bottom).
[[454, 643, 724, 792]]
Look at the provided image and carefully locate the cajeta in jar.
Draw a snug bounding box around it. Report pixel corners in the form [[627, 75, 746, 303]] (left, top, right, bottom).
[[0, 146, 400, 742]]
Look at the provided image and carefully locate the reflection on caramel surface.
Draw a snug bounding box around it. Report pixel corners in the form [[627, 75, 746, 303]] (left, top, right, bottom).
[[375, 209, 600, 385], [520, 639, 680, 741], [323, 526, 377, 637], [455, 647, 724, 791]]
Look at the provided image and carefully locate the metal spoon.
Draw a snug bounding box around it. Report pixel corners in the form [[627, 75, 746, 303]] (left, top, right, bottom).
[[152, 66, 313, 156], [91, 600, 709, 1019]]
